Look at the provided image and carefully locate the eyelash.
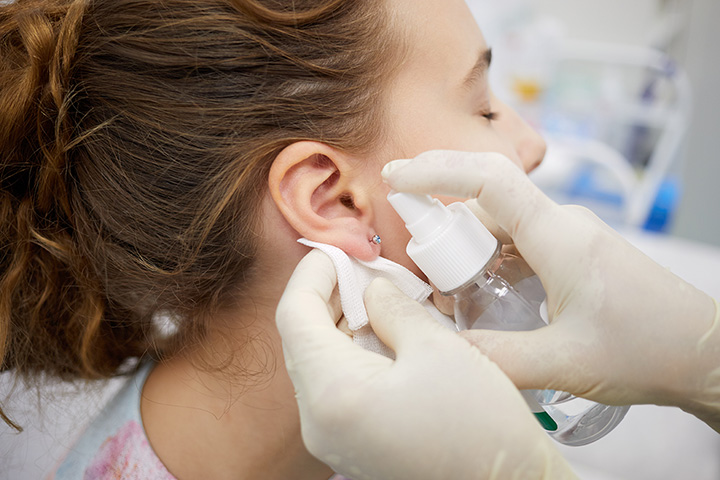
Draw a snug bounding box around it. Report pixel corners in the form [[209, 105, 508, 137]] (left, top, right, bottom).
[[481, 111, 499, 122]]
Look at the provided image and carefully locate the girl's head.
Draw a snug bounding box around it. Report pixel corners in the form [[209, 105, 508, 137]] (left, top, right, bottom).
[[0, 0, 544, 428], [267, 0, 546, 282], [0, 0, 400, 398]]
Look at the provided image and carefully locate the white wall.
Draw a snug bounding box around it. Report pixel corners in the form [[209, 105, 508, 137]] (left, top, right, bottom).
[[535, 0, 660, 45], [671, 0, 720, 246]]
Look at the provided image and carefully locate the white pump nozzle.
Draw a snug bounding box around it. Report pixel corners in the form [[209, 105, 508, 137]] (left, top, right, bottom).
[[386, 192, 451, 242], [387, 191, 499, 293]]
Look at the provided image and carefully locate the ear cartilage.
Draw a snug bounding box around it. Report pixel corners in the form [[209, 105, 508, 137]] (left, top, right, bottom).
[[371, 234, 382, 245]]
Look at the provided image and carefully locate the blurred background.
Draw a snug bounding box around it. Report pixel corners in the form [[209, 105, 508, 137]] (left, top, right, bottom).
[[2, 1, 720, 479], [470, 0, 720, 244], [467, 0, 720, 479]]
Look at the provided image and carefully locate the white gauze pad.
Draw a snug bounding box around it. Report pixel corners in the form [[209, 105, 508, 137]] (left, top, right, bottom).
[[298, 239, 456, 358]]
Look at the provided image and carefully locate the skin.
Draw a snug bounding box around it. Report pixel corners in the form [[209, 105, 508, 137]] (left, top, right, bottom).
[[140, 0, 546, 478]]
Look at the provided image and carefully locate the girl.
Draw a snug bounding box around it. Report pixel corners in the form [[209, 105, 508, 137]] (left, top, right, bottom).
[[0, 0, 545, 477]]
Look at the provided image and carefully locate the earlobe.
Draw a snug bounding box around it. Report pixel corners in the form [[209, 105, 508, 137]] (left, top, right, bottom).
[[268, 141, 380, 261]]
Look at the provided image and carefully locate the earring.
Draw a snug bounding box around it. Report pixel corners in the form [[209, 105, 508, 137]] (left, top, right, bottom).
[[370, 234, 382, 245]]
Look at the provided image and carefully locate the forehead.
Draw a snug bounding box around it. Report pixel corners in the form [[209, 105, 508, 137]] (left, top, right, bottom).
[[389, 0, 486, 89]]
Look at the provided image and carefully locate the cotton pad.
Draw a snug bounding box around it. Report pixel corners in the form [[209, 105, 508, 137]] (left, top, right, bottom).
[[298, 239, 456, 358]]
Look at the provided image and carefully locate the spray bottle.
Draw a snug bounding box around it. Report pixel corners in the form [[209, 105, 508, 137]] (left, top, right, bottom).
[[387, 191, 629, 446]]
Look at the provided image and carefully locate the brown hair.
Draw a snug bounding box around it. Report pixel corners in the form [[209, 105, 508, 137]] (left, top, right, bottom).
[[0, 0, 402, 430]]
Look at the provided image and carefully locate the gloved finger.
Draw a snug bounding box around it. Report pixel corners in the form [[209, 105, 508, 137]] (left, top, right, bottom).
[[382, 151, 507, 199], [276, 249, 357, 373], [459, 326, 590, 395], [382, 150, 556, 251], [365, 277, 465, 358]]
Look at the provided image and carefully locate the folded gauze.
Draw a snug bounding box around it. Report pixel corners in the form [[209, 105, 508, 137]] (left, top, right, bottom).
[[298, 238, 457, 358]]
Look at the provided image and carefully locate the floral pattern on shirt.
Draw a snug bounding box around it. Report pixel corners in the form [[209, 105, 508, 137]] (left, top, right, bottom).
[[83, 420, 175, 480]]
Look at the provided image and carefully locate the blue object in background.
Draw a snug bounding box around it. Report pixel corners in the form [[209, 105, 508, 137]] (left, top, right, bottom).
[[643, 177, 681, 233], [563, 166, 680, 233], [567, 166, 625, 207]]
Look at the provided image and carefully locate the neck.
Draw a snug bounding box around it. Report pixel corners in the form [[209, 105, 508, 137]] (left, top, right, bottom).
[[141, 288, 333, 480]]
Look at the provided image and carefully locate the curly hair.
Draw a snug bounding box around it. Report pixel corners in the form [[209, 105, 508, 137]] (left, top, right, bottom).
[[0, 0, 402, 430]]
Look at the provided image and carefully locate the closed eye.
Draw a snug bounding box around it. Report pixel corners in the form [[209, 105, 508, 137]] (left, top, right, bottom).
[[480, 111, 498, 122]]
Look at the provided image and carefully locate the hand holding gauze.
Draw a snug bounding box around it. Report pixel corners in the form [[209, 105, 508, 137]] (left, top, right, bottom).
[[276, 249, 575, 480]]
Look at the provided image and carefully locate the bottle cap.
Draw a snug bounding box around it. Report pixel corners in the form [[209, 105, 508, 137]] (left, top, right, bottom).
[[387, 191, 499, 293]]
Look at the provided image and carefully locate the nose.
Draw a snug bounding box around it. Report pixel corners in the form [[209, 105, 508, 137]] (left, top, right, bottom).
[[518, 127, 547, 174], [493, 96, 547, 174]]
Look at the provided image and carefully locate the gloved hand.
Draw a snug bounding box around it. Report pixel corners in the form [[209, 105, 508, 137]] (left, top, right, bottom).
[[383, 150, 720, 432], [276, 249, 576, 480]]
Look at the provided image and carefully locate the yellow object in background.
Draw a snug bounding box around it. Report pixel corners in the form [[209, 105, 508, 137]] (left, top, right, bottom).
[[513, 77, 544, 103]]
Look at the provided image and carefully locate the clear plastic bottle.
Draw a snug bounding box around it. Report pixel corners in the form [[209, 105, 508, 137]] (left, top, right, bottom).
[[387, 191, 629, 446]]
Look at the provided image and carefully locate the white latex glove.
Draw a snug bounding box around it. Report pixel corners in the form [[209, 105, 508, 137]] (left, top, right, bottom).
[[276, 249, 576, 480], [383, 150, 720, 432]]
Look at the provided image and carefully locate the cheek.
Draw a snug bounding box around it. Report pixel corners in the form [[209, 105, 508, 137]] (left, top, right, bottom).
[[438, 123, 526, 172], [385, 96, 521, 165], [399, 122, 521, 164]]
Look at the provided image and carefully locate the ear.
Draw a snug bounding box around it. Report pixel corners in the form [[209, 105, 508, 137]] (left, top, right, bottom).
[[268, 141, 380, 261]]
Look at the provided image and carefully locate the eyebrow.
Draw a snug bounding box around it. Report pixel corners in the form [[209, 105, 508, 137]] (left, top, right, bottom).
[[461, 48, 492, 90]]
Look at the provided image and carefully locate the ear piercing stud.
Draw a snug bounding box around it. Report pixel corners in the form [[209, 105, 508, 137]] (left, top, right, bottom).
[[371, 234, 382, 245]]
